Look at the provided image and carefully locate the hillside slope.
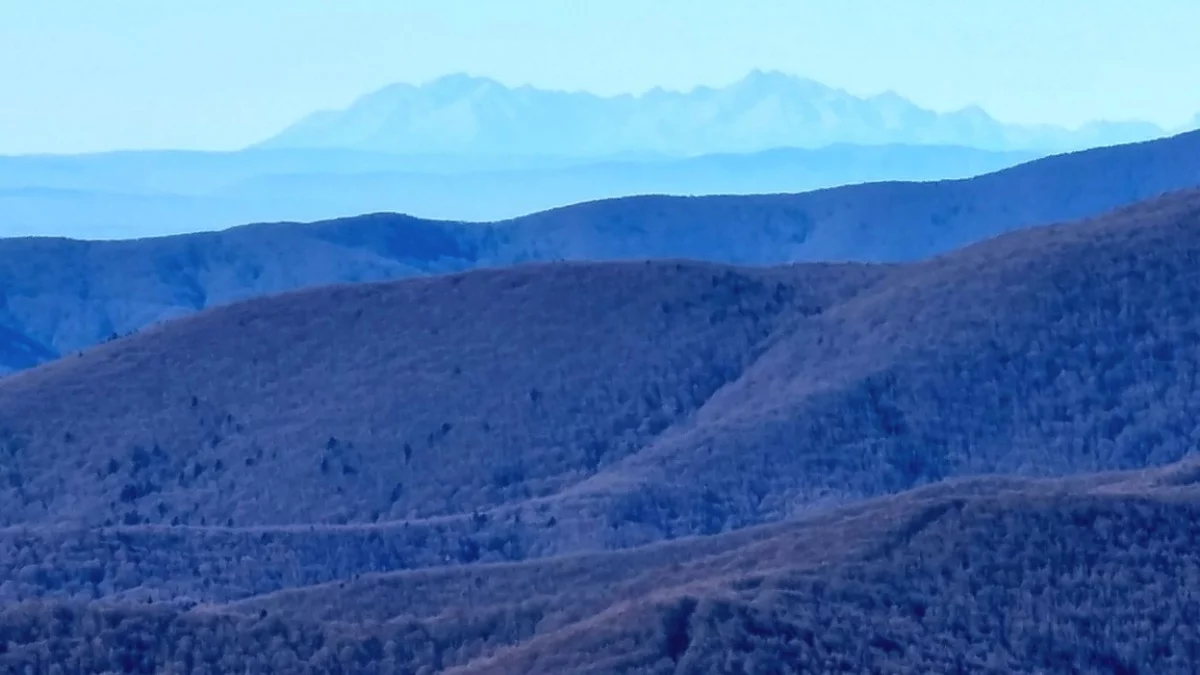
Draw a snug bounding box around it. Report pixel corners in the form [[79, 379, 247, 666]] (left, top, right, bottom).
[[451, 459, 1200, 675], [0, 324, 56, 373], [3, 189, 1200, 556], [0, 260, 878, 530], [2, 459, 1199, 673], [0, 143, 1035, 239], [544, 186, 1200, 544], [2, 129, 1200, 372], [496, 127, 1200, 263]]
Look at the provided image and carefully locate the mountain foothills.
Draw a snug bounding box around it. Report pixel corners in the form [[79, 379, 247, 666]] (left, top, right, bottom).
[[2, 112, 1200, 673], [0, 144, 1034, 239], [2, 128, 1200, 375], [4, 186, 1200, 533], [0, 176, 1198, 672], [258, 71, 1178, 156], [3, 458, 1200, 671]]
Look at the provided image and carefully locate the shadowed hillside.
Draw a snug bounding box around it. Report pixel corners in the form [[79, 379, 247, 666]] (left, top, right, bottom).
[[450, 459, 1200, 675], [1, 129, 1199, 372], [547, 186, 1200, 544], [0, 324, 56, 373], [4, 190, 1200, 672], [2, 459, 1199, 673], [0, 260, 879, 531], [2, 189, 1200, 601]]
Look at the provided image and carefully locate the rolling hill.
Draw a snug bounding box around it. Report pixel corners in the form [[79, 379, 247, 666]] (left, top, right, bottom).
[[2, 128, 1200, 376], [0, 324, 57, 373], [2, 187, 1200, 604], [445, 459, 1200, 675], [2, 459, 1199, 673], [4, 187, 1200, 672], [0, 143, 1035, 239], [0, 259, 880, 531]]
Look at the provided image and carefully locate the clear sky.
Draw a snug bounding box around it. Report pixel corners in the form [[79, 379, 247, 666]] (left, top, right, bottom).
[[2, 0, 1198, 154]]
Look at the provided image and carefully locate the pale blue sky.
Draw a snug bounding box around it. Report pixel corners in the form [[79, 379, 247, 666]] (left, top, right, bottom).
[[2, 0, 1198, 154]]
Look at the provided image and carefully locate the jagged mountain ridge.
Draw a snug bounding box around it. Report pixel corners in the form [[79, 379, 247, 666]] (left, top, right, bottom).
[[258, 70, 1174, 156]]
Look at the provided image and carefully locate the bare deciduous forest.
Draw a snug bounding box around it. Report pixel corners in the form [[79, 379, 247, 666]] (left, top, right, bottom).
[[2, 185, 1200, 671]]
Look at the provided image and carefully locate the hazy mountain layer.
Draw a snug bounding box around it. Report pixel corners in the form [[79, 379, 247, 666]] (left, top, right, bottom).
[[1, 129, 1198, 374], [0, 143, 1035, 239], [258, 71, 1176, 156]]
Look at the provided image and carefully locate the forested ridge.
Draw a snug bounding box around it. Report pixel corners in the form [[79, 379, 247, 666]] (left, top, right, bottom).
[[3, 460, 1200, 673], [3, 188, 1200, 671]]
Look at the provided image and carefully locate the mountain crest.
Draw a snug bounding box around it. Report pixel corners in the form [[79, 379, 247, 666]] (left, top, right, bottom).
[[256, 71, 1167, 156]]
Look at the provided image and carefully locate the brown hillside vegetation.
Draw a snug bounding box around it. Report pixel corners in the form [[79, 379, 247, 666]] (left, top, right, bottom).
[[2, 459, 1199, 673]]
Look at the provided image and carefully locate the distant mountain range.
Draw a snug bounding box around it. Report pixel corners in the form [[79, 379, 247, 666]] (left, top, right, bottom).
[[257, 70, 1182, 156], [0, 143, 1033, 239], [5, 71, 1194, 240], [0, 129, 1198, 374]]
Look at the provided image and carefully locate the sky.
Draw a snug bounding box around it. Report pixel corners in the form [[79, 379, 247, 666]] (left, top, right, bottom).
[[2, 0, 1199, 154]]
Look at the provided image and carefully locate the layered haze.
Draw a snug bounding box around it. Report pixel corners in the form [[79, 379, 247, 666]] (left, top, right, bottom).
[[6, 6, 1200, 669], [1, 129, 1198, 375], [5, 70, 1194, 240], [0, 143, 1033, 240], [260, 71, 1177, 156]]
